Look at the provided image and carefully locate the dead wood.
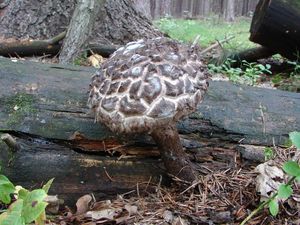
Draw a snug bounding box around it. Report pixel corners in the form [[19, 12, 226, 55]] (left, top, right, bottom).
[[250, 0, 300, 60], [229, 46, 276, 66], [0, 37, 117, 58], [0, 58, 299, 204]]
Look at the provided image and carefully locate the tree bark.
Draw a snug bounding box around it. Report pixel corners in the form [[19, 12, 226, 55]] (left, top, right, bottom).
[[0, 58, 300, 204], [59, 0, 104, 64], [0, 0, 163, 46], [0, 57, 299, 146], [223, 0, 235, 22], [250, 0, 300, 60]]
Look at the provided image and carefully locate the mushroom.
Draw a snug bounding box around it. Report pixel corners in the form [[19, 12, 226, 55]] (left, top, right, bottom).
[[88, 37, 209, 182]]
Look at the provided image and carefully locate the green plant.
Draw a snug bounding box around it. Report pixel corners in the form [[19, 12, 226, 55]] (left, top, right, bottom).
[[0, 175, 54, 225], [208, 59, 272, 85], [154, 17, 254, 49], [240, 131, 300, 225], [241, 60, 272, 85], [264, 147, 275, 161], [287, 60, 300, 76]]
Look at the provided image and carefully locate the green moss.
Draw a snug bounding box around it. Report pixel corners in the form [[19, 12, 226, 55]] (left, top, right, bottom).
[[3, 93, 37, 127]]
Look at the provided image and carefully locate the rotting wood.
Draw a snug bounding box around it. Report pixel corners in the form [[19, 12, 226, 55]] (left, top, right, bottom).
[[0, 57, 299, 145], [0, 58, 299, 204], [0, 133, 169, 206], [0, 38, 117, 58], [250, 0, 300, 60], [229, 46, 276, 66]]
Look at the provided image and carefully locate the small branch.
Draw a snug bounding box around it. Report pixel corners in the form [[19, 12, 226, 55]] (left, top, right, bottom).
[[103, 166, 115, 182], [200, 35, 235, 55], [45, 31, 67, 45], [1, 133, 20, 152], [191, 35, 201, 50]]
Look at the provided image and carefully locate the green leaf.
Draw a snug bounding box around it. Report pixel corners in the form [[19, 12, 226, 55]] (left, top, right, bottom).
[[277, 184, 293, 199], [0, 175, 15, 204], [264, 147, 274, 161], [42, 178, 54, 194], [0, 199, 25, 225], [17, 188, 29, 200], [283, 161, 300, 177], [289, 131, 300, 149], [22, 189, 48, 224], [269, 199, 279, 216]]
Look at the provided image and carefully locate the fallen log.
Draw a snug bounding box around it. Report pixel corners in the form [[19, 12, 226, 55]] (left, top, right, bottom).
[[229, 46, 276, 66], [0, 57, 299, 144], [0, 36, 117, 58], [250, 0, 300, 60], [0, 58, 299, 204]]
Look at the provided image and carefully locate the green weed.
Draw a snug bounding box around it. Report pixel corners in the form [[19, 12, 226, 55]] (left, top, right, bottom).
[[208, 59, 271, 85], [0, 174, 54, 225], [154, 17, 255, 50], [240, 131, 300, 225]]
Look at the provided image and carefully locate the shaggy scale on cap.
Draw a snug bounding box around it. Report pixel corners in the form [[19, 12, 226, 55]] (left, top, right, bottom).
[[88, 37, 209, 134]]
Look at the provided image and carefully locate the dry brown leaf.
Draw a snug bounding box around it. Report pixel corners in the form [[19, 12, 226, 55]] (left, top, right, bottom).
[[85, 208, 121, 220], [88, 54, 104, 68], [76, 194, 92, 215], [124, 204, 138, 216], [255, 160, 284, 201]]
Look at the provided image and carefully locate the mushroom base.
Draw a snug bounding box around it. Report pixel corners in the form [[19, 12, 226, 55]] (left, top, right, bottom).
[[151, 124, 198, 183]]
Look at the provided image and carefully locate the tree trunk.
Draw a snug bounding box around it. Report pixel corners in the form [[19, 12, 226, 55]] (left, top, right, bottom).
[[132, 0, 152, 20], [59, 0, 104, 64], [0, 0, 163, 46], [250, 0, 300, 60], [223, 0, 235, 22]]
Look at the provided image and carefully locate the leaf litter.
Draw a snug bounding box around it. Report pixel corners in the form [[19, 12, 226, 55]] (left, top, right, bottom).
[[47, 146, 300, 225]]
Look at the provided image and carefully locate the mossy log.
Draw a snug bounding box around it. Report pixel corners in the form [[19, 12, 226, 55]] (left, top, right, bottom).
[[0, 58, 299, 204]]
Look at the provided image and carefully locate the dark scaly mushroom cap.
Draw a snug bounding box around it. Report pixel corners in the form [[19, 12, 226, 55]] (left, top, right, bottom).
[[88, 37, 209, 134]]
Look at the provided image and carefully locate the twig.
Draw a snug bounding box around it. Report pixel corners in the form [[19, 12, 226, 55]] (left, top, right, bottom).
[[259, 103, 266, 134], [46, 31, 67, 45], [200, 35, 235, 55], [103, 166, 114, 182], [191, 35, 201, 50]]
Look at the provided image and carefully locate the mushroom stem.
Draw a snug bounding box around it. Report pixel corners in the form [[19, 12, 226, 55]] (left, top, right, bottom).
[[151, 124, 197, 182]]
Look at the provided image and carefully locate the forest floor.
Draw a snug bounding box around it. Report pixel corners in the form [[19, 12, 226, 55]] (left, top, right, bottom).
[[50, 18, 299, 224], [51, 145, 300, 225], [0, 17, 299, 225]]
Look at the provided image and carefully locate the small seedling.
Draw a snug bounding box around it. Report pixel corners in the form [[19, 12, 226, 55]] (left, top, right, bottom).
[[0, 175, 54, 225], [240, 131, 300, 225], [208, 59, 272, 85]]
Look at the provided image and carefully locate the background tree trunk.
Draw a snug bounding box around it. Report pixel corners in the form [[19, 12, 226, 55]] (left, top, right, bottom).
[[223, 0, 235, 21], [59, 0, 104, 64], [98, 0, 162, 45], [0, 0, 75, 40], [0, 0, 162, 45]]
